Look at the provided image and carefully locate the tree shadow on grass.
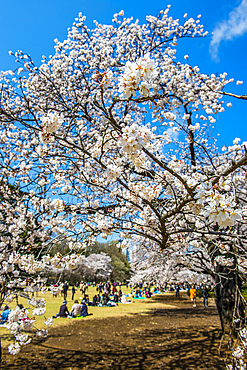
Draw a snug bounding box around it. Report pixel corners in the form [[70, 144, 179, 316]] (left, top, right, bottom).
[[2, 329, 225, 369], [2, 295, 225, 369]]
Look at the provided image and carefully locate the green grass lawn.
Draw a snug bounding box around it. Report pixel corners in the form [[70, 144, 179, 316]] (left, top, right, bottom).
[[0, 286, 171, 348]]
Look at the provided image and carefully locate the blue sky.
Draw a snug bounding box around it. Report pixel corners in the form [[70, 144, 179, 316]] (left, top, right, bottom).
[[0, 0, 246, 146]]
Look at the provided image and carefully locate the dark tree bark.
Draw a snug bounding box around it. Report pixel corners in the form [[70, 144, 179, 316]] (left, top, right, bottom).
[[214, 264, 245, 336]]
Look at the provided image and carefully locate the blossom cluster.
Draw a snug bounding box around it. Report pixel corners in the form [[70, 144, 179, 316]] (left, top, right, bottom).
[[195, 181, 242, 228], [119, 53, 158, 98], [118, 123, 154, 155], [214, 255, 234, 267], [41, 112, 63, 134]]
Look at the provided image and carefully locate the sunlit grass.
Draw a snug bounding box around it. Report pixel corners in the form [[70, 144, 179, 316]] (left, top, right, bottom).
[[0, 286, 172, 348]]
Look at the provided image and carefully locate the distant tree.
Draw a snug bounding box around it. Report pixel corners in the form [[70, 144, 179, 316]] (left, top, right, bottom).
[[85, 241, 130, 282], [49, 240, 70, 257], [43, 252, 112, 283]]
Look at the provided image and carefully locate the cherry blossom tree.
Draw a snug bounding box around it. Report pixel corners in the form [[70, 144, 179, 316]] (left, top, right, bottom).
[[0, 147, 110, 353], [44, 252, 112, 283], [0, 6, 247, 366]]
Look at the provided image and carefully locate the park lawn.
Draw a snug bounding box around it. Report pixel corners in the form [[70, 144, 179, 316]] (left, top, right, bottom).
[[0, 286, 172, 348]]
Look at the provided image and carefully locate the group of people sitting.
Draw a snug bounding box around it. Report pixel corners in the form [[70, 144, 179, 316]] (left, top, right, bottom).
[[54, 299, 91, 319], [54, 289, 132, 317], [77, 288, 129, 307], [92, 293, 117, 306], [91, 290, 122, 306], [132, 288, 153, 298], [92, 289, 132, 306]]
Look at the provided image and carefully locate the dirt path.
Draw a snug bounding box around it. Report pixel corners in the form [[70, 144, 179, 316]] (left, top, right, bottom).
[[1, 293, 225, 369]]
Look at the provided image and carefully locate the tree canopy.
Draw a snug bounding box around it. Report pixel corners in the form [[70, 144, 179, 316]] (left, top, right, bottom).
[[0, 7, 246, 366]]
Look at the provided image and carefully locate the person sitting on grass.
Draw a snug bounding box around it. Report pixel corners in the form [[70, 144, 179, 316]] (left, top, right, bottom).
[[145, 290, 152, 298], [0, 305, 11, 324], [82, 294, 89, 304], [54, 300, 69, 318], [80, 301, 92, 317], [105, 294, 110, 305], [62, 282, 69, 300], [100, 293, 108, 306], [70, 300, 81, 317], [92, 295, 98, 306], [107, 300, 117, 307], [134, 290, 142, 298]]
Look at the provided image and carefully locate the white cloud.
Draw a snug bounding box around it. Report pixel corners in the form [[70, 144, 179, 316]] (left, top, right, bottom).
[[165, 127, 180, 140], [210, 0, 247, 61]]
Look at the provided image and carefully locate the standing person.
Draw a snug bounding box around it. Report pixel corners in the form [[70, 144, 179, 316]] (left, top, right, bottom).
[[35, 283, 39, 297], [114, 290, 119, 303], [63, 282, 69, 300], [81, 283, 86, 295], [104, 282, 109, 295], [190, 285, 197, 307], [31, 282, 35, 297], [99, 283, 103, 294], [176, 285, 180, 298], [201, 286, 209, 307], [52, 283, 57, 298], [71, 285, 76, 301], [0, 283, 7, 300], [80, 281, 84, 295]]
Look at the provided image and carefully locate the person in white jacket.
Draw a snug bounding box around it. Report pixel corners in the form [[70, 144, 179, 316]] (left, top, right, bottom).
[[70, 300, 81, 317]]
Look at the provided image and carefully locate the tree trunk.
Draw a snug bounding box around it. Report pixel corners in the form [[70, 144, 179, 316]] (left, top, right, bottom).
[[214, 263, 245, 336]]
